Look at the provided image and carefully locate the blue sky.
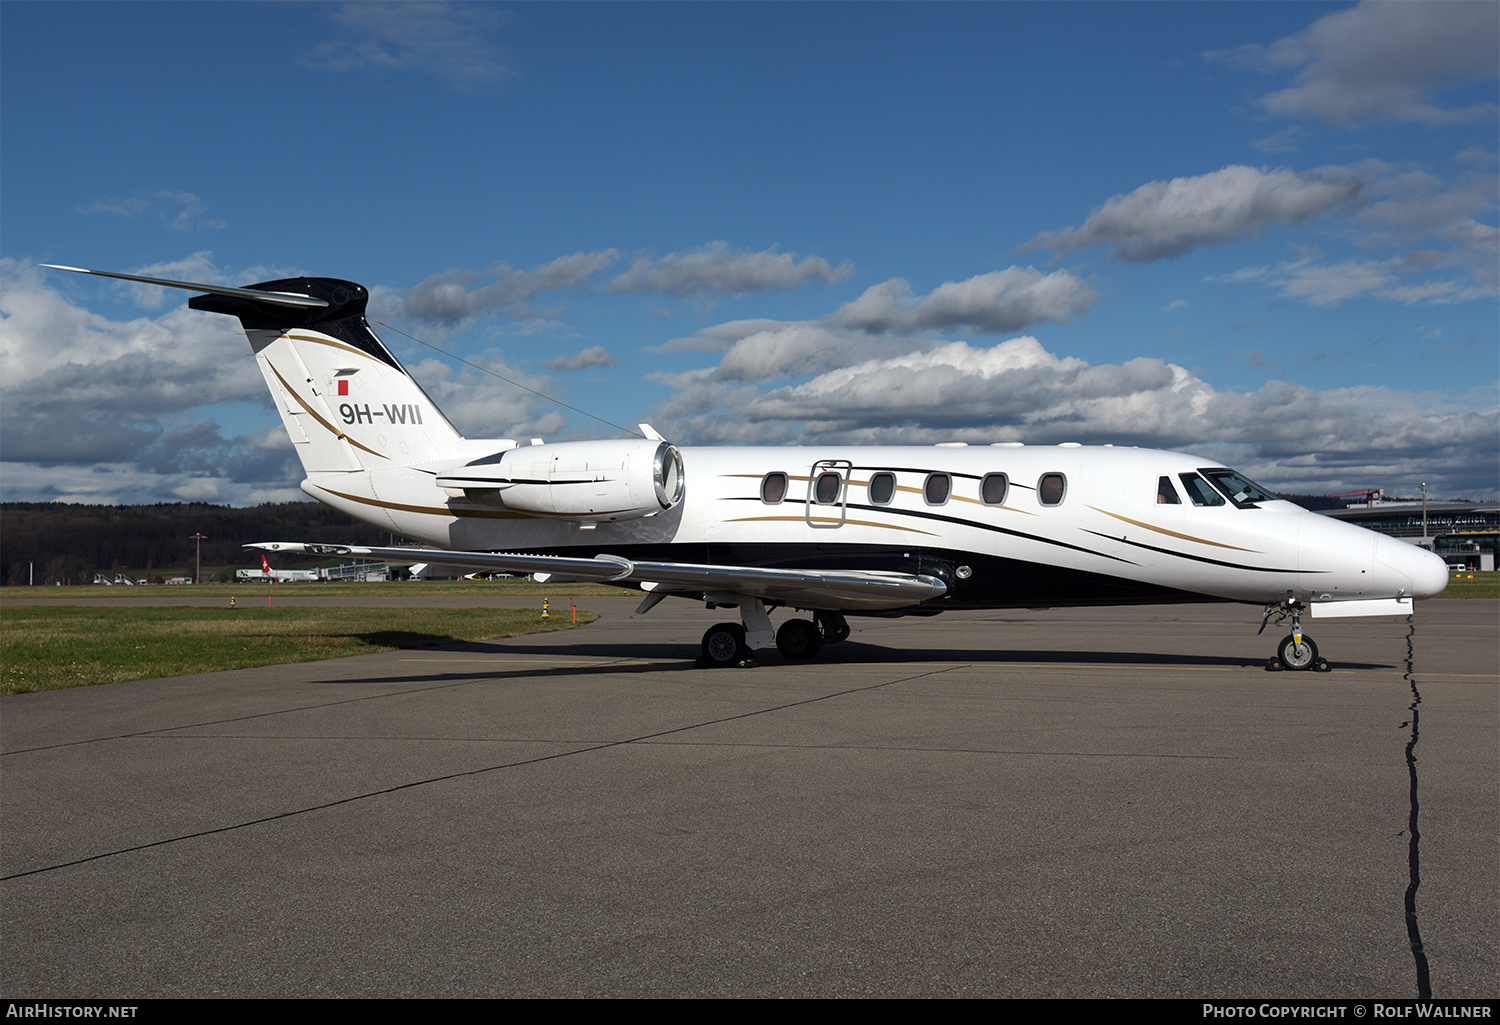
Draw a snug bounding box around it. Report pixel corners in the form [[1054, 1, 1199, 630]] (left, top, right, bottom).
[[2, 1, 1496, 503]]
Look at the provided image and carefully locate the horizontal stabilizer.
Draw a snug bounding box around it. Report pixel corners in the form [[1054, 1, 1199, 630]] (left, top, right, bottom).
[[42, 264, 328, 309], [245, 542, 947, 610]]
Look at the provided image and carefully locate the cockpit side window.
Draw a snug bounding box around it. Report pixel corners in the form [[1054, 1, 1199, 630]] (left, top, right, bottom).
[[1179, 473, 1225, 507], [1201, 468, 1275, 508], [1156, 476, 1181, 505]]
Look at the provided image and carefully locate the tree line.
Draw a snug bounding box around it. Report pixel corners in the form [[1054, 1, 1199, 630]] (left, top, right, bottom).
[[2, 502, 393, 586]]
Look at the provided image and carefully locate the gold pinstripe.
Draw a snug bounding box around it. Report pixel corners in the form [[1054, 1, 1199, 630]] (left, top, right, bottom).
[[314, 485, 534, 520], [265, 361, 388, 460], [1088, 506, 1259, 552], [282, 332, 385, 362], [724, 514, 937, 535]]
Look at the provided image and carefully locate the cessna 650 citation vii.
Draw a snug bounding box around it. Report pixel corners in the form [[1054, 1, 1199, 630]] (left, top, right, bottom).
[[47, 265, 1449, 669]]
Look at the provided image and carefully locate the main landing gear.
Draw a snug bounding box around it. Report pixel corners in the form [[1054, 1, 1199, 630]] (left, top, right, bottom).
[[698, 611, 851, 668], [700, 622, 749, 667], [1259, 597, 1331, 673]]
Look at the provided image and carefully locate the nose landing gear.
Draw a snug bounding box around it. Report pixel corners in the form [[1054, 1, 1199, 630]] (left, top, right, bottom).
[[1260, 597, 1331, 672]]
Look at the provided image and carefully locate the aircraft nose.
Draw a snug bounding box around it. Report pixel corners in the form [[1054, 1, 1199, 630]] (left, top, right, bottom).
[[1376, 535, 1449, 599]]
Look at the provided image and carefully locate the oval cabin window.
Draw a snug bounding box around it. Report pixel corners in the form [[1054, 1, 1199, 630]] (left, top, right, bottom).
[[924, 473, 951, 505], [981, 473, 1008, 506], [815, 471, 842, 504], [868, 472, 896, 505], [761, 472, 788, 504], [1038, 473, 1066, 506]]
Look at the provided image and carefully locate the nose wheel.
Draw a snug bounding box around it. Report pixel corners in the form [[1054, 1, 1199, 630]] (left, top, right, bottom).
[[1260, 597, 1332, 672], [1265, 640, 1331, 671]]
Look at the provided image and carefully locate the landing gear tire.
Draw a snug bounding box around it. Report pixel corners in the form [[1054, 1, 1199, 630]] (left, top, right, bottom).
[[1277, 634, 1319, 671], [700, 622, 748, 668], [776, 618, 822, 659]]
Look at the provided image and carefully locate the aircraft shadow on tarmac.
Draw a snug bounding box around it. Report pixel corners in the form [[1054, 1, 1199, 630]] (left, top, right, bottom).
[[324, 638, 1394, 685]]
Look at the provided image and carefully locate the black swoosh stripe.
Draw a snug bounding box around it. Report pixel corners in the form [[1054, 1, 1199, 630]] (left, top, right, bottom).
[[726, 497, 1137, 566], [1082, 530, 1319, 574]]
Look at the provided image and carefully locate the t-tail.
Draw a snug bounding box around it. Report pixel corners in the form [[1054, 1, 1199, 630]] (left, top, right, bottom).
[[43, 265, 683, 546], [44, 265, 465, 474]]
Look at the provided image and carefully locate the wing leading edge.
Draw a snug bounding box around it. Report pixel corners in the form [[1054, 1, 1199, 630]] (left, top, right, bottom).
[[245, 542, 947, 610]]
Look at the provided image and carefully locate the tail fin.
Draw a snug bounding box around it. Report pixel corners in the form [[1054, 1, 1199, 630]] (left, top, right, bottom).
[[191, 276, 463, 472], [45, 266, 465, 472]]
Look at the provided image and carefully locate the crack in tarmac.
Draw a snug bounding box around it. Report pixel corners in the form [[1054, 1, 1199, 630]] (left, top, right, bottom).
[[1401, 616, 1432, 999]]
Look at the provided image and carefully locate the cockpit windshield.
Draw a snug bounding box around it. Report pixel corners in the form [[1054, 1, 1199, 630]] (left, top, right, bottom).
[[1178, 473, 1225, 507], [1200, 468, 1277, 508]]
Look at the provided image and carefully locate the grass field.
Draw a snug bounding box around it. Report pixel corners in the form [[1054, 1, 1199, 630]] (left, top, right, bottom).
[[0, 604, 596, 696], [1443, 570, 1499, 599], [4, 579, 637, 600]]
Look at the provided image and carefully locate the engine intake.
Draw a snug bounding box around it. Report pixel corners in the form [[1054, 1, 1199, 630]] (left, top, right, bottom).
[[436, 439, 684, 522]]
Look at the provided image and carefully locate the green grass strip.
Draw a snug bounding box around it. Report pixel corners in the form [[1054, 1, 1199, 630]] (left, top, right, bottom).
[[1, 605, 596, 696], [6, 580, 635, 600], [1441, 570, 1499, 599]]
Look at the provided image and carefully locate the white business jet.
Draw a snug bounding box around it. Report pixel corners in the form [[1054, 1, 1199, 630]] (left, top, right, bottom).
[[45, 266, 1449, 669]]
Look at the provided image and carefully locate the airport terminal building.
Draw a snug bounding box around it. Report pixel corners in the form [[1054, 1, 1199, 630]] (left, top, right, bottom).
[[1319, 499, 1498, 572]]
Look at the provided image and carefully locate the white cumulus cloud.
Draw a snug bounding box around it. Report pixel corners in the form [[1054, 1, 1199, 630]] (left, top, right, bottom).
[[398, 250, 619, 327], [644, 334, 1498, 498], [609, 241, 851, 297], [541, 345, 617, 372], [829, 268, 1094, 334], [1220, 0, 1500, 127], [1025, 165, 1364, 262]]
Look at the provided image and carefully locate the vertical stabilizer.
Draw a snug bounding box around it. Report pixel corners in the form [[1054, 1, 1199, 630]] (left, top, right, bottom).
[[44, 265, 472, 475], [188, 278, 464, 472]]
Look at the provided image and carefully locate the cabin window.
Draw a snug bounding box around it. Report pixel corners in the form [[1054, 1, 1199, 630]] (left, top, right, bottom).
[[815, 471, 843, 505], [1201, 468, 1274, 508], [1038, 473, 1066, 506], [868, 472, 896, 505], [923, 473, 952, 505], [981, 473, 1008, 506], [761, 472, 788, 504], [1179, 473, 1225, 507], [1156, 476, 1181, 505]]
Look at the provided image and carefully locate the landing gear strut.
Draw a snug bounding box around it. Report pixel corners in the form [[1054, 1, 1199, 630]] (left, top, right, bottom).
[[815, 610, 850, 645], [699, 607, 853, 667], [1260, 596, 1331, 672]]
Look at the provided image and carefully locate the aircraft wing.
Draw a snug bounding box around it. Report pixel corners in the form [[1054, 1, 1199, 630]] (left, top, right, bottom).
[[245, 542, 947, 610]]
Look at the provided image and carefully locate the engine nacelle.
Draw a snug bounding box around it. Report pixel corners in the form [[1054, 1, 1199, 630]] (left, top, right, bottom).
[[435, 439, 684, 522]]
